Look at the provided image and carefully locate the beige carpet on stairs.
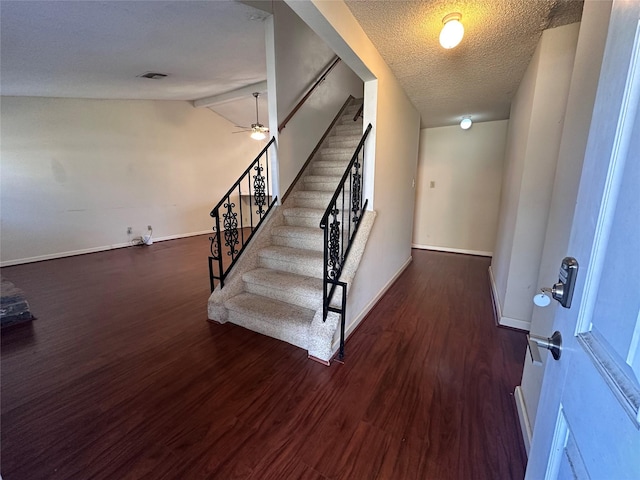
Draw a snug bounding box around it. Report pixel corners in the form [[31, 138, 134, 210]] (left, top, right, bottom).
[[208, 100, 375, 364]]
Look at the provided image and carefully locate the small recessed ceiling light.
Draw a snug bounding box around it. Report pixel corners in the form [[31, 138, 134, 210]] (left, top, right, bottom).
[[460, 117, 472, 130], [137, 72, 168, 80]]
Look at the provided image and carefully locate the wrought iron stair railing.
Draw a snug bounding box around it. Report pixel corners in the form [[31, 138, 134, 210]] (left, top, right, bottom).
[[209, 137, 277, 292], [320, 123, 372, 361]]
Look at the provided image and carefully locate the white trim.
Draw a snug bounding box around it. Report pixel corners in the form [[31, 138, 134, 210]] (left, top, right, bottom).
[[576, 20, 640, 335], [193, 81, 268, 108], [514, 386, 533, 455], [331, 255, 413, 353], [544, 405, 569, 480], [412, 243, 492, 257], [488, 266, 531, 331], [499, 316, 532, 331], [0, 230, 212, 267]]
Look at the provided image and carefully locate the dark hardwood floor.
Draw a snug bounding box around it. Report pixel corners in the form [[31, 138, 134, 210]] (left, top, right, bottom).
[[1, 237, 528, 479]]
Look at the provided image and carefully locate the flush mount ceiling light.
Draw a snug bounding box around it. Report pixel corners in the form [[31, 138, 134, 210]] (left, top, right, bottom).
[[460, 116, 473, 130], [439, 13, 464, 49]]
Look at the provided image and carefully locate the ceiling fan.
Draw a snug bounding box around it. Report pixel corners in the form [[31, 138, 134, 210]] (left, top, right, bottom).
[[234, 92, 269, 140]]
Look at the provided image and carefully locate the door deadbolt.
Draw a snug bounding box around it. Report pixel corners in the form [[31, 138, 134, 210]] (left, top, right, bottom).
[[527, 331, 562, 365]]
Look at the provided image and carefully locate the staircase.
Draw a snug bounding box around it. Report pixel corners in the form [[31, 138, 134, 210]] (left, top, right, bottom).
[[208, 100, 371, 363]]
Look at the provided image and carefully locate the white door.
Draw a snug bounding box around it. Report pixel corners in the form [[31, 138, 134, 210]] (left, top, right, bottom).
[[526, 1, 640, 479]]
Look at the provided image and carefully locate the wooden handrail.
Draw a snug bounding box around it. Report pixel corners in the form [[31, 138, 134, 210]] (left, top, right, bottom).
[[280, 96, 355, 204], [278, 56, 341, 133]]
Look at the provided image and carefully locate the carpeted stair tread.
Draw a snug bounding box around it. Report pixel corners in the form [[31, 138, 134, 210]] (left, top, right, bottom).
[[303, 175, 349, 192], [312, 160, 350, 168], [325, 134, 361, 147], [258, 245, 324, 263], [258, 245, 324, 278], [291, 191, 334, 209], [271, 225, 323, 250], [321, 146, 355, 155], [282, 207, 327, 228], [335, 122, 362, 130], [224, 293, 315, 347], [304, 174, 346, 185], [272, 225, 323, 239], [242, 268, 322, 299], [292, 190, 334, 198], [282, 207, 325, 219]]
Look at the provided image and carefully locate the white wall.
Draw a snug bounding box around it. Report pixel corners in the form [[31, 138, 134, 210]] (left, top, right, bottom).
[[413, 121, 508, 256], [268, 1, 363, 198], [285, 0, 421, 337], [0, 97, 263, 265], [490, 23, 580, 331], [517, 0, 612, 450]]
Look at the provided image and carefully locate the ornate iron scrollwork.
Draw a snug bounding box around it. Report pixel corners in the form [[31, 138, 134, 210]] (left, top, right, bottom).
[[328, 208, 341, 280], [253, 164, 266, 216], [209, 227, 219, 259], [222, 201, 239, 257], [351, 160, 361, 224]]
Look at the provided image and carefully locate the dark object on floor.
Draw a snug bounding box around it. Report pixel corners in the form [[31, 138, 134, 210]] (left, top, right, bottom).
[[1, 276, 35, 328]]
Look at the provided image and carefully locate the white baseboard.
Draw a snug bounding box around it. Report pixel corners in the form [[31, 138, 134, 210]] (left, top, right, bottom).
[[488, 266, 531, 331], [0, 230, 212, 267], [332, 255, 413, 353], [412, 243, 492, 257], [514, 385, 532, 455]]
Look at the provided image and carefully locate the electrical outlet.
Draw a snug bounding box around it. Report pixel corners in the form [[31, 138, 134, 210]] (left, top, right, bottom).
[[147, 225, 152, 231], [127, 227, 132, 235]]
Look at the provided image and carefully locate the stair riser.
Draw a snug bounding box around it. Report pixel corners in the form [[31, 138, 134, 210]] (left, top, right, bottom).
[[272, 234, 323, 251], [335, 126, 362, 136], [259, 256, 324, 279], [325, 137, 360, 148], [303, 182, 350, 192], [318, 152, 353, 162], [311, 165, 349, 176], [341, 115, 361, 124], [284, 216, 321, 228], [244, 282, 322, 310], [226, 310, 308, 349], [292, 197, 333, 209]]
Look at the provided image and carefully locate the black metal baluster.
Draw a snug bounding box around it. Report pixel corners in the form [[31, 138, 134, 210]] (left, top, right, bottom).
[[323, 226, 329, 321], [248, 175, 253, 232], [223, 196, 239, 262], [265, 150, 270, 208], [341, 185, 346, 270], [348, 169, 353, 243], [238, 184, 244, 247], [215, 209, 223, 288], [329, 206, 340, 281], [254, 163, 266, 218]]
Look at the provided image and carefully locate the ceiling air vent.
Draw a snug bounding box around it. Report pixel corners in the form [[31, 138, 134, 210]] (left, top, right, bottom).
[[137, 72, 168, 80]]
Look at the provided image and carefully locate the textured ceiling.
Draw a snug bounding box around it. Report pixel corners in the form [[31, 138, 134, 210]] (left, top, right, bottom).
[[0, 1, 268, 101], [1, 0, 584, 129], [345, 0, 584, 127]]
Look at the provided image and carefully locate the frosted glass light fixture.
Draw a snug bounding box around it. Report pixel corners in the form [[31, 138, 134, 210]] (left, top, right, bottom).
[[460, 117, 472, 130], [439, 13, 464, 49], [250, 128, 266, 141]]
